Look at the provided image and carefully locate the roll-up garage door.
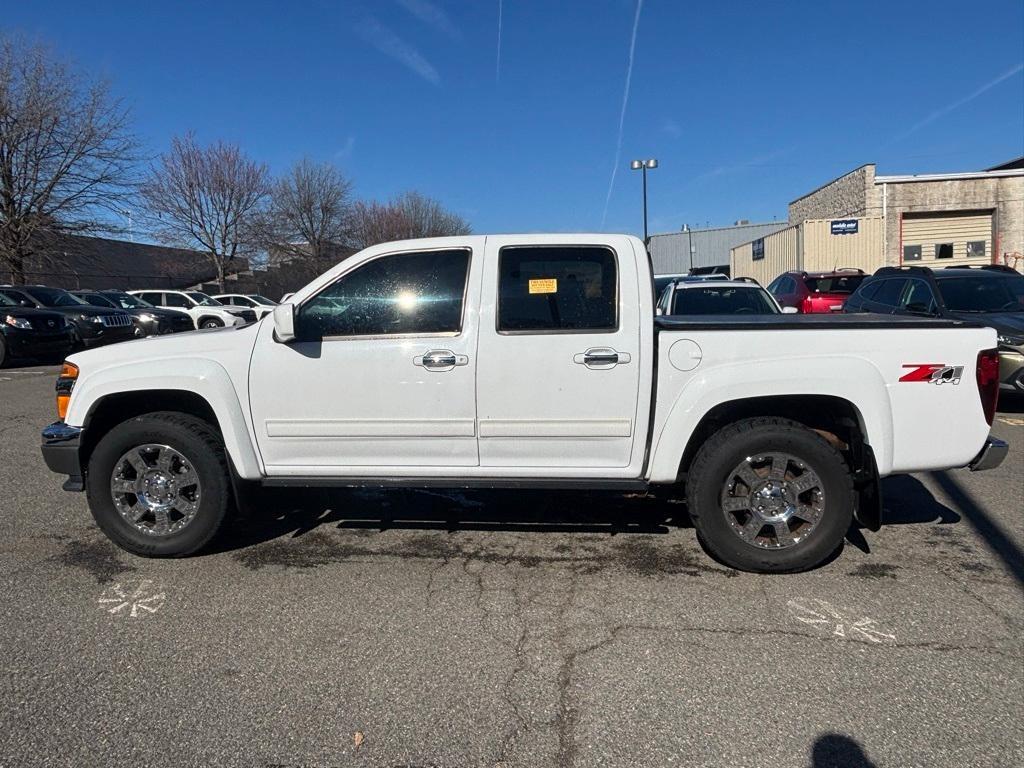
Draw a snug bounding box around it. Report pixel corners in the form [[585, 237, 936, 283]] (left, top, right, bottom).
[[902, 210, 993, 266]]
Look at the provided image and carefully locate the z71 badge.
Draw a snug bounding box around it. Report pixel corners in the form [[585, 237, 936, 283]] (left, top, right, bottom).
[[899, 364, 964, 385]]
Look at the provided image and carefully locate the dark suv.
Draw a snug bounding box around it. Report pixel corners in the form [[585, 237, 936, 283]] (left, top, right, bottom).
[[0, 290, 75, 367], [845, 265, 1024, 393], [0, 286, 136, 350], [72, 290, 195, 336]]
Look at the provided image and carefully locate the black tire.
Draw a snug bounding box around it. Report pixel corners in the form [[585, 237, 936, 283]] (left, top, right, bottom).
[[199, 317, 224, 329], [85, 412, 231, 557], [686, 417, 853, 573], [0, 335, 7, 368]]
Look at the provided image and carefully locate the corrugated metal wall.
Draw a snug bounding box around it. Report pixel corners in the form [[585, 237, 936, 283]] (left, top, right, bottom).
[[901, 211, 993, 266], [730, 226, 799, 284], [649, 222, 789, 274], [803, 217, 885, 273]]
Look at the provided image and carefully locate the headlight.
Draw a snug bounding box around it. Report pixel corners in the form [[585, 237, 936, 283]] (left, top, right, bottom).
[[138, 312, 158, 322], [85, 314, 103, 324], [997, 334, 1024, 348], [4, 314, 32, 329]]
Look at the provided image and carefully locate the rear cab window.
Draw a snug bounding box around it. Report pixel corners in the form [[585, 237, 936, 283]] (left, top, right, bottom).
[[497, 245, 617, 332]]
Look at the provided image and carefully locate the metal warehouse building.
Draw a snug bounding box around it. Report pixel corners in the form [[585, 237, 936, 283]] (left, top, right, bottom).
[[648, 221, 788, 275], [731, 157, 1024, 281]]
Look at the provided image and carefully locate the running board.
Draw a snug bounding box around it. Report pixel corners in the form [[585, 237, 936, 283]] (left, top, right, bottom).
[[260, 476, 652, 491]]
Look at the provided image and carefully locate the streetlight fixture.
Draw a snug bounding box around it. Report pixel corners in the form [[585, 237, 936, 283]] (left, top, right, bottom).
[[630, 158, 658, 242]]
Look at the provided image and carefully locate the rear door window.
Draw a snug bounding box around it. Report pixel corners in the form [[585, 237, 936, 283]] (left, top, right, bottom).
[[900, 279, 937, 314], [498, 246, 617, 332], [164, 293, 192, 308], [870, 278, 906, 308]]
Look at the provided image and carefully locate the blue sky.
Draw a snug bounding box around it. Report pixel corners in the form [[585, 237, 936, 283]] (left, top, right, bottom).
[[5, 0, 1023, 238]]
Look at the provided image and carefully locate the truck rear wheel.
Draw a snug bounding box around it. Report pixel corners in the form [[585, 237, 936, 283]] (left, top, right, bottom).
[[686, 417, 853, 573], [85, 412, 231, 557]]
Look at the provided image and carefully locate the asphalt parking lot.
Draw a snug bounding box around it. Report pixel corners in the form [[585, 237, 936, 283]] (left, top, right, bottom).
[[1, 364, 1022, 768]]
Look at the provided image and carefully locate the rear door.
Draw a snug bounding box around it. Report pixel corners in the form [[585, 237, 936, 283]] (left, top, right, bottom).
[[475, 236, 646, 475]]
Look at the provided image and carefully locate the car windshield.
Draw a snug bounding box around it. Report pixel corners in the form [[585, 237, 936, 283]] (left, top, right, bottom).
[[805, 275, 865, 294], [104, 291, 153, 309], [251, 295, 277, 305], [78, 293, 117, 308], [23, 286, 87, 307], [186, 292, 224, 307], [671, 286, 779, 315], [0, 292, 17, 307], [938, 276, 1024, 312]]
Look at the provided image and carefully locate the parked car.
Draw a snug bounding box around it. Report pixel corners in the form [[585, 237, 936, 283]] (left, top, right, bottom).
[[42, 234, 1005, 574], [72, 290, 196, 336], [657, 278, 794, 315], [844, 265, 1024, 394], [0, 291, 75, 367], [212, 293, 277, 320], [0, 285, 135, 349], [767, 269, 867, 313], [127, 290, 256, 329], [653, 273, 688, 298]]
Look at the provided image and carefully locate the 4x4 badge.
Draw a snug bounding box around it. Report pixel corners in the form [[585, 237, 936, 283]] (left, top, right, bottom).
[[899, 364, 964, 385]]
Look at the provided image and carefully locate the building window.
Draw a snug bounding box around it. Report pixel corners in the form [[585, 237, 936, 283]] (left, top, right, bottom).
[[751, 238, 765, 261], [903, 245, 922, 261], [935, 243, 954, 259], [967, 241, 986, 258]]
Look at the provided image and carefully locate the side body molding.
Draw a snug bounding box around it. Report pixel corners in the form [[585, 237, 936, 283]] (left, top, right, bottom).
[[646, 355, 894, 483], [64, 358, 263, 480]]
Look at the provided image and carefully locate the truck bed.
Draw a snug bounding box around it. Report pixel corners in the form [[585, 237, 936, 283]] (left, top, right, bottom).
[[655, 313, 982, 332]]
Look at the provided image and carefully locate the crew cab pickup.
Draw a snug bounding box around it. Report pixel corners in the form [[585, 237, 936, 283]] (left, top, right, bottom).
[[41, 235, 1008, 572]]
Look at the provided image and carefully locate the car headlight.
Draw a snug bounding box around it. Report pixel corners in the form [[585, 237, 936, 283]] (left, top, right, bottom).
[[137, 312, 158, 322], [85, 314, 103, 324], [4, 314, 32, 329], [997, 334, 1024, 348]]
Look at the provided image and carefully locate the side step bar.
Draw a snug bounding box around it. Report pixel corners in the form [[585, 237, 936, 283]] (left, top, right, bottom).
[[260, 477, 652, 491]]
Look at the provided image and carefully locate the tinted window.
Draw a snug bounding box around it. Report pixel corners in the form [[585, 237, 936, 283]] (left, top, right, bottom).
[[297, 249, 470, 339], [0, 289, 34, 306], [105, 292, 152, 309], [855, 280, 880, 301], [937, 276, 1024, 313], [164, 293, 192, 308], [901, 280, 936, 313], [672, 286, 778, 315], [871, 279, 906, 307], [187, 292, 222, 306], [137, 292, 163, 305], [78, 293, 117, 308], [498, 246, 616, 332], [22, 286, 86, 307], [804, 275, 865, 294]]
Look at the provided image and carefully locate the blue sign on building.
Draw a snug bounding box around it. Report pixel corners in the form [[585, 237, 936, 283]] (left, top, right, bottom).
[[831, 219, 859, 235]]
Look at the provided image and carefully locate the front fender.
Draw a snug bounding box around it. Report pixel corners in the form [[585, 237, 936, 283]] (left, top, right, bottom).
[[647, 354, 894, 483], [65, 357, 263, 480]]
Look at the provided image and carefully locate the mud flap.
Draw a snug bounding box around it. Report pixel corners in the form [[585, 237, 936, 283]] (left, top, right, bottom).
[[852, 444, 882, 532]]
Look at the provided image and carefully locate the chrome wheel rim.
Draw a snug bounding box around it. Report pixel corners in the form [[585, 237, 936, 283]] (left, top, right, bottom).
[[719, 452, 825, 549], [110, 444, 201, 537]]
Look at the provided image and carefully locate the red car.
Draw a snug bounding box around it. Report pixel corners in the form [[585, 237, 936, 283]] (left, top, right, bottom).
[[767, 268, 867, 313]]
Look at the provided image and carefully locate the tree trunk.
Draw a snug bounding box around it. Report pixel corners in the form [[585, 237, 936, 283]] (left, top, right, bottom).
[[217, 260, 226, 292]]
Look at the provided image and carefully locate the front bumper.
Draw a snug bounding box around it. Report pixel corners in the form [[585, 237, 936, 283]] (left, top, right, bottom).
[[41, 422, 84, 491], [3, 328, 75, 360], [968, 437, 1009, 472]]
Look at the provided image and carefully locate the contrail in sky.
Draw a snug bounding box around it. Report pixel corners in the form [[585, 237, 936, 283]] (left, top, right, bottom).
[[886, 62, 1023, 146], [496, 0, 503, 82], [600, 0, 643, 230]]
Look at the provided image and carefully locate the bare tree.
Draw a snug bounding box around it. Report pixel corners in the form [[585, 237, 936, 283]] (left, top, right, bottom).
[[0, 35, 138, 283], [257, 158, 354, 274], [350, 191, 471, 249], [141, 134, 269, 290]]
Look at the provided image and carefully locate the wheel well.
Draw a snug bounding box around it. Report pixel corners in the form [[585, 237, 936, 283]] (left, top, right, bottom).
[[677, 395, 868, 480], [197, 315, 222, 327], [80, 390, 221, 469]]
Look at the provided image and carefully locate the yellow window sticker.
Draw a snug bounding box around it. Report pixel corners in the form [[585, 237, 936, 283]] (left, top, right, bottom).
[[529, 278, 558, 294]]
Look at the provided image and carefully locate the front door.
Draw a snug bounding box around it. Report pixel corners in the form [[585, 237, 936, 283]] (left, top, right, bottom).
[[249, 243, 482, 474], [475, 237, 644, 474]]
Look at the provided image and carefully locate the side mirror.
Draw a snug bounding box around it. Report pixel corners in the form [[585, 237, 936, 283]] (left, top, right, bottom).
[[272, 303, 296, 343], [781, 306, 798, 314]]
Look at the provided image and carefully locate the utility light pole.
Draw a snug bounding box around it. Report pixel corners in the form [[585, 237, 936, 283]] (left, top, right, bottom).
[[630, 158, 657, 242]]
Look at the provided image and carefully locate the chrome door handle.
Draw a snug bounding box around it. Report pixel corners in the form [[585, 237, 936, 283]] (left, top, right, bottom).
[[573, 347, 631, 369], [414, 349, 468, 372]]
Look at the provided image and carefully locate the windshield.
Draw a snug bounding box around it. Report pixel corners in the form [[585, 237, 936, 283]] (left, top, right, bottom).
[[671, 286, 779, 315], [78, 293, 117, 308], [938, 276, 1024, 313], [23, 286, 87, 307], [251, 295, 277, 305], [805, 275, 865, 294], [0, 293, 17, 308], [103, 291, 153, 309], [187, 292, 225, 307]]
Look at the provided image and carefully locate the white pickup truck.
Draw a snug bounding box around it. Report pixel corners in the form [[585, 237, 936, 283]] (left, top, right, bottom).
[[41, 234, 1008, 572]]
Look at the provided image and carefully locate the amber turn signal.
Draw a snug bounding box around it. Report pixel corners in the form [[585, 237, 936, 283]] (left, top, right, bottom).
[[56, 362, 79, 420]]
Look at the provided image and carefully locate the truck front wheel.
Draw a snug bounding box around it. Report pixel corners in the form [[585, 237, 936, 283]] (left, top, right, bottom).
[[686, 417, 854, 573], [85, 412, 231, 557]]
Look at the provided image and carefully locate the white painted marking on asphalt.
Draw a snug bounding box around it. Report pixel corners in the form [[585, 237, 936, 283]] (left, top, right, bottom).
[[97, 579, 166, 618], [997, 417, 1024, 426], [787, 598, 896, 644]]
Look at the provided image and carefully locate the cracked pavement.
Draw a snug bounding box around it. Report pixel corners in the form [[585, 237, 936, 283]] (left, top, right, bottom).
[[1, 365, 1022, 767]]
